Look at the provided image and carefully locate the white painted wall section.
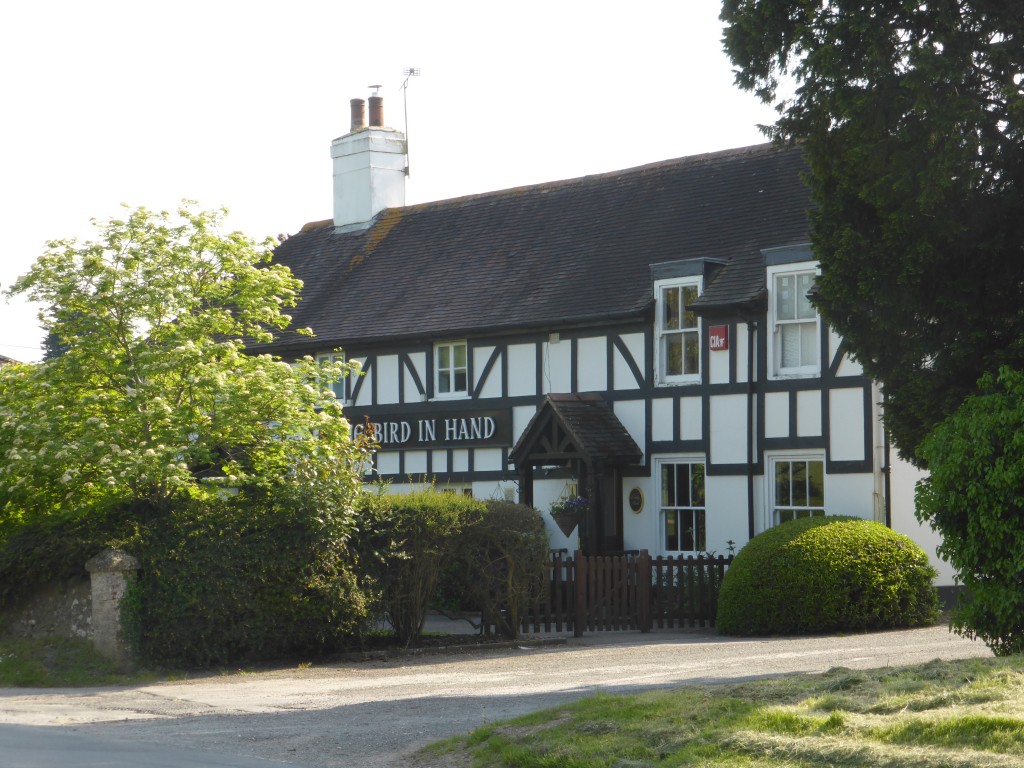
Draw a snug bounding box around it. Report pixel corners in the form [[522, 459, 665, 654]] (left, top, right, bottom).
[[431, 449, 448, 473], [652, 398, 673, 442], [507, 344, 536, 397], [889, 457, 956, 586], [376, 355, 399, 404], [765, 392, 788, 438], [542, 340, 571, 394], [829, 388, 865, 461], [613, 333, 645, 390], [474, 346, 502, 399], [680, 396, 702, 441], [513, 405, 537, 444], [709, 346, 730, 385], [735, 323, 750, 383], [354, 360, 372, 407], [705, 475, 749, 555], [577, 337, 607, 392], [796, 390, 821, 437], [614, 400, 646, 463], [474, 448, 503, 472], [404, 352, 426, 402], [404, 450, 427, 476], [825, 472, 876, 519], [710, 394, 748, 465]]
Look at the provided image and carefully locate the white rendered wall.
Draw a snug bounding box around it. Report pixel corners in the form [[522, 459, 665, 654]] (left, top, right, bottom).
[[507, 344, 535, 397], [613, 333, 644, 390], [710, 395, 748, 465], [542, 339, 571, 394], [889, 457, 956, 586], [705, 475, 749, 555], [829, 388, 865, 461], [475, 346, 502, 399], [404, 352, 426, 402], [376, 355, 399, 404], [577, 337, 607, 392]]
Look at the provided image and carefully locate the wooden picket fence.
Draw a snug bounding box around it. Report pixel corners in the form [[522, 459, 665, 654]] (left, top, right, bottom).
[[516, 550, 732, 636]]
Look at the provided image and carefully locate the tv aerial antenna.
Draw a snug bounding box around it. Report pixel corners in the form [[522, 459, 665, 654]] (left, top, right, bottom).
[[401, 67, 421, 176]]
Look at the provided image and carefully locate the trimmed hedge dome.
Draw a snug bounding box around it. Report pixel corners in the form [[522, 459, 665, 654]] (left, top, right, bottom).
[[716, 516, 938, 636]]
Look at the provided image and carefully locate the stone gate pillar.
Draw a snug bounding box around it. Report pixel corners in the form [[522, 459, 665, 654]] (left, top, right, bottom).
[[85, 548, 139, 668]]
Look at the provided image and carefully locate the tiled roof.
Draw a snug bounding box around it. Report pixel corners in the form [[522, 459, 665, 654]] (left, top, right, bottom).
[[262, 143, 811, 354]]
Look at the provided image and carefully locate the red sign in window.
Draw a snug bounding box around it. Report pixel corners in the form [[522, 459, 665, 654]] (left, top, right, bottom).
[[709, 325, 729, 351]]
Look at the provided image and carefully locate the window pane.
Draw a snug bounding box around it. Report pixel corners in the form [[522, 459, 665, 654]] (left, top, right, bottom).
[[438, 371, 451, 394], [665, 335, 682, 376], [691, 463, 705, 506], [780, 324, 801, 368], [808, 461, 824, 507], [664, 512, 678, 550], [776, 275, 795, 320], [801, 322, 818, 367], [775, 461, 790, 506], [661, 465, 674, 506], [792, 461, 808, 506], [797, 273, 816, 319], [682, 285, 698, 329], [681, 512, 695, 551], [777, 509, 795, 524], [684, 331, 699, 375], [663, 287, 680, 330], [438, 345, 450, 369], [454, 371, 467, 392], [676, 465, 689, 504], [454, 343, 467, 368], [695, 510, 706, 551]]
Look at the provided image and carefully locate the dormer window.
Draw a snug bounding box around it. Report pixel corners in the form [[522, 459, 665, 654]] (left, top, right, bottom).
[[434, 341, 468, 398], [655, 277, 702, 385], [769, 265, 820, 378]]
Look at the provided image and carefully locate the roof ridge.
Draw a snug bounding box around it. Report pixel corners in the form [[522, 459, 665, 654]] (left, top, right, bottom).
[[293, 142, 787, 234]]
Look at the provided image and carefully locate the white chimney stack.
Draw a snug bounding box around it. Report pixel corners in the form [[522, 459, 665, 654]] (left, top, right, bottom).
[[331, 95, 406, 232]]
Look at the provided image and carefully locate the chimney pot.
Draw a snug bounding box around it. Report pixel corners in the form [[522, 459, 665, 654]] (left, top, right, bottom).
[[350, 98, 366, 132], [368, 95, 384, 127]]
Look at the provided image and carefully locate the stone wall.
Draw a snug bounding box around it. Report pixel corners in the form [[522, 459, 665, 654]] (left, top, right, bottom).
[[0, 577, 93, 641]]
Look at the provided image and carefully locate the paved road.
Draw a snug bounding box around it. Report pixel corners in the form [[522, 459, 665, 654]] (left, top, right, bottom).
[[0, 624, 991, 767]]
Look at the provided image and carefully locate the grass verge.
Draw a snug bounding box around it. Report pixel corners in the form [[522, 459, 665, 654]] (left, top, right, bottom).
[[420, 656, 1024, 767], [0, 637, 155, 687]]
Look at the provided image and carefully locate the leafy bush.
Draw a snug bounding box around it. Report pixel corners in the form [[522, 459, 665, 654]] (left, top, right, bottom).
[[353, 489, 484, 647], [716, 516, 938, 636], [916, 367, 1024, 656], [124, 488, 367, 667], [449, 501, 549, 639]]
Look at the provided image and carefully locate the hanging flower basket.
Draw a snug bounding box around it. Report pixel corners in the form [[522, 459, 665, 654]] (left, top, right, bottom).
[[550, 495, 588, 538]]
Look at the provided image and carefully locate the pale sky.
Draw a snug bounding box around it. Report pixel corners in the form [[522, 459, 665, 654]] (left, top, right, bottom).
[[0, 0, 779, 362]]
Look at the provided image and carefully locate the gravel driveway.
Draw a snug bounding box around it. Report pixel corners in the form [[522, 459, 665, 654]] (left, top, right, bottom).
[[0, 624, 991, 767]]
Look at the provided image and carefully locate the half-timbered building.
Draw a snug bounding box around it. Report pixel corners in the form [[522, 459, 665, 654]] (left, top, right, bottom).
[[260, 97, 950, 584]]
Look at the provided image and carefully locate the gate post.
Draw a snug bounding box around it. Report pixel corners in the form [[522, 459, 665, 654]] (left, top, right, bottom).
[[573, 549, 586, 638], [638, 549, 652, 633], [85, 548, 139, 670]]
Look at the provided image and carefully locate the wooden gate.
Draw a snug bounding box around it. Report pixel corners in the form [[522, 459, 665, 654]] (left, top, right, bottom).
[[518, 550, 732, 636]]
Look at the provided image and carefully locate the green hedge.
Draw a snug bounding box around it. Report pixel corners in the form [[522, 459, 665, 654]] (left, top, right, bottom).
[[353, 489, 484, 647], [716, 516, 938, 636], [449, 500, 549, 639], [123, 489, 366, 667]]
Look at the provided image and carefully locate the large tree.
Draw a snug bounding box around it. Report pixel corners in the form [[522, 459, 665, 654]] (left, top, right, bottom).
[[721, 0, 1024, 462], [0, 203, 364, 526]]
